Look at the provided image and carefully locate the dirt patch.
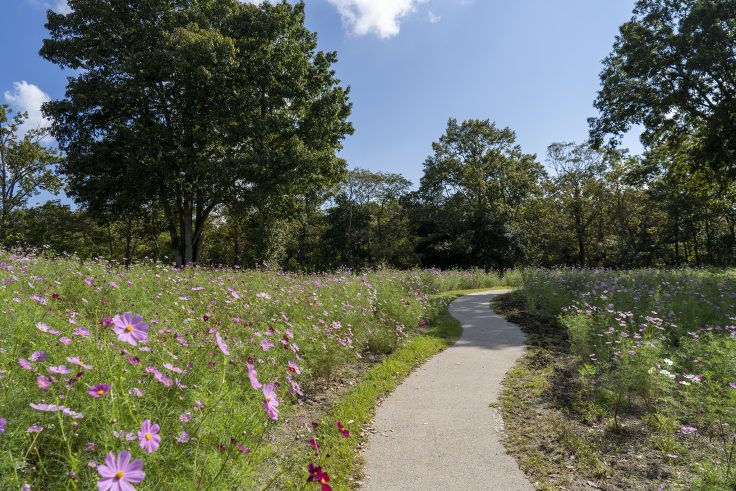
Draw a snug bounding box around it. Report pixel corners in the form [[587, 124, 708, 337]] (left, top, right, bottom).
[[493, 292, 699, 491]]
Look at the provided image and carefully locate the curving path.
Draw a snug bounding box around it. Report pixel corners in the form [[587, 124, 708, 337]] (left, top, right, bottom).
[[361, 290, 533, 491]]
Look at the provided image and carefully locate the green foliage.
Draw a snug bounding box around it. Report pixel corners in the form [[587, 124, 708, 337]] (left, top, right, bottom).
[[0, 105, 61, 244], [590, 0, 736, 183], [41, 0, 353, 265], [414, 118, 545, 270]]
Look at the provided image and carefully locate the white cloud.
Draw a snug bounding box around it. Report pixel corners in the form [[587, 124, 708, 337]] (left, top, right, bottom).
[[4, 81, 52, 135], [27, 0, 71, 13], [327, 0, 426, 38], [428, 11, 441, 24]]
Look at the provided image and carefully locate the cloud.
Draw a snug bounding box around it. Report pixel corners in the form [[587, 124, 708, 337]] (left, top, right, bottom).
[[4, 81, 52, 135], [428, 11, 441, 24], [326, 0, 426, 38], [27, 0, 71, 13]]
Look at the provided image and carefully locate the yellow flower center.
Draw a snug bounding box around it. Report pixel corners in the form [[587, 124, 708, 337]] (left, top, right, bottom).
[[115, 471, 124, 479], [266, 396, 272, 402], [125, 325, 133, 332], [321, 478, 327, 484], [97, 389, 104, 395], [145, 432, 152, 440]]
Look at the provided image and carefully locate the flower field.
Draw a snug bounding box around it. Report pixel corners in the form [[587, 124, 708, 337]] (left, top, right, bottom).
[[0, 251, 514, 490], [522, 269, 736, 489]]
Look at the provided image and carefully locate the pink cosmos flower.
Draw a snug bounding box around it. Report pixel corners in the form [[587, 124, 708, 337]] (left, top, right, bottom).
[[59, 337, 73, 345], [137, 420, 161, 454], [84, 278, 94, 286], [262, 384, 279, 421], [88, 384, 111, 398], [0, 418, 6, 434], [30, 352, 48, 362], [309, 438, 320, 454], [247, 357, 262, 389], [36, 322, 60, 335], [27, 425, 44, 433], [176, 430, 190, 443], [37, 375, 53, 390], [112, 313, 149, 346], [97, 451, 145, 491], [260, 339, 275, 351], [288, 361, 301, 374], [179, 413, 191, 423], [67, 357, 94, 370], [48, 365, 72, 375], [19, 358, 33, 370], [680, 426, 697, 435], [73, 327, 90, 337], [215, 332, 230, 356]]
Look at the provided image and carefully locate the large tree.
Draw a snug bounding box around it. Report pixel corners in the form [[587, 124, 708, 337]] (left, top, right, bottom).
[[590, 0, 736, 181], [546, 142, 607, 266], [41, 0, 352, 265], [415, 118, 544, 270], [0, 105, 61, 243]]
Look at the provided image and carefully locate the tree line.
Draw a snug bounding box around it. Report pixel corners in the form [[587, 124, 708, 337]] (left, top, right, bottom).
[[2, 0, 735, 270]]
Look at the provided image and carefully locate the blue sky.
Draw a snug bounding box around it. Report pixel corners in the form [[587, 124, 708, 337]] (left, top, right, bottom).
[[2, 0, 641, 198]]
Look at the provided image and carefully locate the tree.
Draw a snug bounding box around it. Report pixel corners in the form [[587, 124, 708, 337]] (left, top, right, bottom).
[[41, 0, 352, 265], [546, 142, 607, 266], [590, 0, 736, 181], [0, 105, 61, 243], [415, 118, 544, 270], [325, 168, 414, 268]]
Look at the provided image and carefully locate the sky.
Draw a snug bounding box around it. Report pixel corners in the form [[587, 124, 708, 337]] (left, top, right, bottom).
[[1, 0, 642, 200]]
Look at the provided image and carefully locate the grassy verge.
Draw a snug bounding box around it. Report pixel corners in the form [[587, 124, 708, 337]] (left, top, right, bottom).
[[276, 289, 497, 490], [493, 291, 696, 491]]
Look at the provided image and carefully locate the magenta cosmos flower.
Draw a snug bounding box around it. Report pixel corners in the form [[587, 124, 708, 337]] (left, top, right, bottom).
[[307, 463, 332, 491], [89, 384, 111, 398], [262, 384, 279, 421], [137, 419, 161, 454], [97, 450, 145, 491], [112, 313, 149, 346]]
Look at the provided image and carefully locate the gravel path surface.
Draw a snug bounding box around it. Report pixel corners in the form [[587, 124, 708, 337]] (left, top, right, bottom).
[[361, 290, 533, 491]]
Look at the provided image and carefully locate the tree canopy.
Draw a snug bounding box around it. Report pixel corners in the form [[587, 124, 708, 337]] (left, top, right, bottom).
[[590, 0, 736, 181], [40, 0, 352, 265]]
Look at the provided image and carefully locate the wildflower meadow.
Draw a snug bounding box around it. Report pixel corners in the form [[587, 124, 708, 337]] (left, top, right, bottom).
[[522, 269, 736, 488], [0, 250, 513, 490]]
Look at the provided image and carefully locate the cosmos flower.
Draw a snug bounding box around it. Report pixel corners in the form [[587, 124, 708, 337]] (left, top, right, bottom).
[[262, 384, 279, 421], [67, 357, 94, 370], [336, 422, 350, 438], [37, 376, 53, 390], [307, 463, 332, 491], [30, 352, 49, 362], [97, 451, 145, 491], [0, 418, 6, 434], [48, 365, 72, 375], [36, 322, 60, 335], [215, 332, 230, 356], [88, 384, 111, 398], [112, 313, 149, 346], [247, 357, 262, 389], [137, 420, 161, 454]]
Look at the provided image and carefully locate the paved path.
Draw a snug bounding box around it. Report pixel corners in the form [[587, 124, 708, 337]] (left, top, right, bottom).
[[361, 290, 533, 491]]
